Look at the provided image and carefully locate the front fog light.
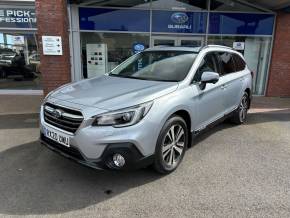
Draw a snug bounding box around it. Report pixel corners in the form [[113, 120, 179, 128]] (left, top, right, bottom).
[[113, 153, 126, 167]]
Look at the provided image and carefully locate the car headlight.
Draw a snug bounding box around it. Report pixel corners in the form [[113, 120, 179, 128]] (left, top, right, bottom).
[[92, 101, 153, 127]]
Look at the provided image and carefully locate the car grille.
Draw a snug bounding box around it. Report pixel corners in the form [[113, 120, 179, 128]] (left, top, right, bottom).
[[43, 102, 84, 134]]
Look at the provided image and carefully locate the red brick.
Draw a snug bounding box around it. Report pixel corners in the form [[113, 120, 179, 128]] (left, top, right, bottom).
[[267, 12, 290, 97], [35, 0, 71, 96]]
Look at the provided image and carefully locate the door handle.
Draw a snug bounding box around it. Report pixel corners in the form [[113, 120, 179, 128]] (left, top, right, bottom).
[[221, 84, 228, 89]]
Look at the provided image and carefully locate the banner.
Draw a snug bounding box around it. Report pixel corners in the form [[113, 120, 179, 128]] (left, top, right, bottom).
[[0, 8, 36, 29]]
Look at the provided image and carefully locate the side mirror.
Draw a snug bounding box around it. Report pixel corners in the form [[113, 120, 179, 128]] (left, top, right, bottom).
[[199, 71, 219, 90], [201, 71, 219, 84]]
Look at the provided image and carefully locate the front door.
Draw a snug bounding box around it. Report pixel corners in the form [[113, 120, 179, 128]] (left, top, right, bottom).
[[152, 36, 204, 47], [190, 52, 225, 130]]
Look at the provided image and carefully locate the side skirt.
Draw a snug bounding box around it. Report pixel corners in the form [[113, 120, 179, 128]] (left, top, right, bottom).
[[190, 109, 237, 142]]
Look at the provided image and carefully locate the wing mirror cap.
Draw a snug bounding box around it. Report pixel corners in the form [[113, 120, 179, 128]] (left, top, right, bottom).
[[201, 71, 219, 84]]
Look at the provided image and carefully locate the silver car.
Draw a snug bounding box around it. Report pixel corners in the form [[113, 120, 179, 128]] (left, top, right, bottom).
[[40, 45, 252, 174]]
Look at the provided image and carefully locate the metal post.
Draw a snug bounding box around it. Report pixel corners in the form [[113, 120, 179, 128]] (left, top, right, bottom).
[[205, 0, 211, 45]]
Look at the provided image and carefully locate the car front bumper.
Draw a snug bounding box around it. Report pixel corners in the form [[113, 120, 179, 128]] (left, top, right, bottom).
[[39, 101, 159, 170], [40, 133, 154, 170]]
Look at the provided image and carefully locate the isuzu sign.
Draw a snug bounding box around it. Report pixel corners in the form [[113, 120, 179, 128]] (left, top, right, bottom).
[[0, 9, 36, 29]]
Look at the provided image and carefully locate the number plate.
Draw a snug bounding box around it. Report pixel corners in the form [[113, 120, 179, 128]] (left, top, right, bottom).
[[44, 125, 70, 147]]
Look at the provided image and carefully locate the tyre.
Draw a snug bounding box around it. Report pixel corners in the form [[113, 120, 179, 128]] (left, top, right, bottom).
[[154, 115, 188, 174], [230, 92, 249, 124]]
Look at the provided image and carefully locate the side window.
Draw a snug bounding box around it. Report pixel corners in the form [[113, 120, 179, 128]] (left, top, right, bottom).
[[193, 53, 219, 82], [233, 54, 246, 72], [218, 52, 236, 75]]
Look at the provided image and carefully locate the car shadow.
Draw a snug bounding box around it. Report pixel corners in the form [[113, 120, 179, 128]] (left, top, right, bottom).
[[246, 109, 290, 124], [0, 141, 162, 215], [191, 109, 290, 147]]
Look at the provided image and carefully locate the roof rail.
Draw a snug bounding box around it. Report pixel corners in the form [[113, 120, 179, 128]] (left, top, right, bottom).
[[201, 44, 234, 51]]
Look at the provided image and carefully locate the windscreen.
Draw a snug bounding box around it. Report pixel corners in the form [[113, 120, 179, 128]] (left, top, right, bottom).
[[109, 50, 197, 82]]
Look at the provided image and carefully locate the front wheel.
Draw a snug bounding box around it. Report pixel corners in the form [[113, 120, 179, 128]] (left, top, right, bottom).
[[230, 92, 249, 124], [154, 116, 188, 174]]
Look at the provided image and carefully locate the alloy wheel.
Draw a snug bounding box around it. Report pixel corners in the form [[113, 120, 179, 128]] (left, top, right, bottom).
[[239, 95, 248, 122], [161, 124, 185, 167]]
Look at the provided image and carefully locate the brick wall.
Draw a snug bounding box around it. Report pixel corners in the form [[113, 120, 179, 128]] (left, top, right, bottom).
[[35, 0, 71, 96], [267, 12, 290, 97]]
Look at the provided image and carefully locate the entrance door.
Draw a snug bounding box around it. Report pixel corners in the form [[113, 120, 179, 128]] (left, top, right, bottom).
[[152, 36, 204, 47]]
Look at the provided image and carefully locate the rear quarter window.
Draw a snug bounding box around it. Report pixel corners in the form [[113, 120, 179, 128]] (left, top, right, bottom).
[[218, 52, 236, 75], [233, 54, 246, 72]]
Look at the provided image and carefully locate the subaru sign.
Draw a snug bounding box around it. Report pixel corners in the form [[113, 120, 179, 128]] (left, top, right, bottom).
[[171, 12, 189, 24], [233, 42, 245, 50], [168, 12, 191, 30], [152, 10, 207, 34], [133, 43, 145, 54]]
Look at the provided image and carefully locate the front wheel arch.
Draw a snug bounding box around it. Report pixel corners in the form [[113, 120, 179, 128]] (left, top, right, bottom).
[[172, 110, 192, 148]]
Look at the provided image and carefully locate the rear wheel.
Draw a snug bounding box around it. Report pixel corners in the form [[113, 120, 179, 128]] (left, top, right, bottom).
[[154, 116, 188, 174], [230, 92, 249, 124]]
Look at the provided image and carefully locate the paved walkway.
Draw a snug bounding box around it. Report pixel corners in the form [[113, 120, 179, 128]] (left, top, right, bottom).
[[0, 95, 42, 115]]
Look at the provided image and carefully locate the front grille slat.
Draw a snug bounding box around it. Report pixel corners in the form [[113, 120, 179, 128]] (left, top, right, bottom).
[[62, 113, 83, 121], [44, 117, 78, 132], [44, 112, 81, 127], [44, 103, 84, 134]]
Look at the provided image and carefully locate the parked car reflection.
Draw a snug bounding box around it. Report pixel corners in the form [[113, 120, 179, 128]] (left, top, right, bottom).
[[0, 49, 38, 80], [28, 53, 41, 73]]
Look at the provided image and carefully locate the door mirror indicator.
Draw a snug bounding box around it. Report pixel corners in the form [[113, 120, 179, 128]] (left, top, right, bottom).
[[200, 71, 219, 90]]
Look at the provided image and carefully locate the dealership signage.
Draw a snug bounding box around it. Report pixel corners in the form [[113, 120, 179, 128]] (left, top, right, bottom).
[[12, 35, 25, 45], [42, 36, 63, 56], [152, 10, 207, 34], [78, 7, 206, 34], [78, 7, 274, 35], [233, 42, 245, 50], [79, 8, 150, 32], [0, 8, 36, 29], [168, 12, 191, 30], [132, 43, 145, 54]]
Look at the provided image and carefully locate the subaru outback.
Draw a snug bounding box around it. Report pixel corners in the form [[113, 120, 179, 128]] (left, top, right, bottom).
[[40, 45, 252, 174]]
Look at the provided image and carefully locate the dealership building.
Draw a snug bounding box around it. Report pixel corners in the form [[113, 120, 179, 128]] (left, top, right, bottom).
[[0, 0, 289, 96]]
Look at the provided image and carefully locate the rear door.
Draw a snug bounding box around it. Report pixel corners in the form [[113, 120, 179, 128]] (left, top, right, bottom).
[[217, 52, 245, 113]]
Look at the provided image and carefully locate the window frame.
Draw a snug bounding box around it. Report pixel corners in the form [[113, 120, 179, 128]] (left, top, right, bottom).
[[232, 53, 246, 72], [216, 51, 237, 76], [192, 52, 221, 83]]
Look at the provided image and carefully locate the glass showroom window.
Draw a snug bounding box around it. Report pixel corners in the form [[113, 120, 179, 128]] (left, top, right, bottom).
[[76, 0, 150, 8], [210, 0, 266, 12], [151, 0, 208, 10], [80, 32, 150, 79], [208, 35, 272, 95], [0, 32, 41, 90]]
